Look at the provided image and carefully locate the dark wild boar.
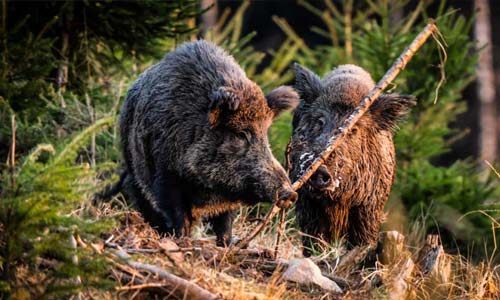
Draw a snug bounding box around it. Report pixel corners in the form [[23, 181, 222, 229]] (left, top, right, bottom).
[[289, 64, 415, 255], [118, 40, 299, 246]]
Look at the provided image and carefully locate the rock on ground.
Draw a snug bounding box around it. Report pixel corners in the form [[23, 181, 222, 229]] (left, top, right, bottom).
[[282, 258, 342, 293]]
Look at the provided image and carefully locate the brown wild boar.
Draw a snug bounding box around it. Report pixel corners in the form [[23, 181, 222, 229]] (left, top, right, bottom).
[[289, 64, 416, 255]]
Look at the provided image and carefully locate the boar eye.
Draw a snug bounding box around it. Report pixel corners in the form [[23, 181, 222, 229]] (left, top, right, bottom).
[[312, 117, 325, 132], [236, 131, 251, 143]]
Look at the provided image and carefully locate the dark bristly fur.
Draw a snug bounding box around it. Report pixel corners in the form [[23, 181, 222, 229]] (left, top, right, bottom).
[[119, 40, 299, 246], [289, 64, 416, 256]]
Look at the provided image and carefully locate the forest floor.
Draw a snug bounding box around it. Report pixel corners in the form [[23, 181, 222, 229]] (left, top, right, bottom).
[[60, 196, 500, 300]]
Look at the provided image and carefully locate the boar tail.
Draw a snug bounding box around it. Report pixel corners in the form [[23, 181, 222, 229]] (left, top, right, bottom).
[[93, 170, 127, 202]]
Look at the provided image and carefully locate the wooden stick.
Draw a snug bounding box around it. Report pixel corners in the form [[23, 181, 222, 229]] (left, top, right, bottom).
[[234, 205, 281, 250], [235, 142, 292, 251], [106, 241, 202, 254], [274, 209, 287, 258], [273, 141, 294, 258], [292, 21, 437, 190], [273, 140, 296, 257], [112, 249, 220, 300], [236, 21, 438, 250], [116, 282, 171, 291], [115, 272, 176, 294]]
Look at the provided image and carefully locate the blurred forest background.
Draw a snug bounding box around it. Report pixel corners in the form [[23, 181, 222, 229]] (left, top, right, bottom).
[[1, 0, 500, 298]]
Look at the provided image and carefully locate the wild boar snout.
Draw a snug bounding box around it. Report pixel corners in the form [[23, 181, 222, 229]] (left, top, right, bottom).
[[310, 165, 333, 190], [276, 184, 298, 208]]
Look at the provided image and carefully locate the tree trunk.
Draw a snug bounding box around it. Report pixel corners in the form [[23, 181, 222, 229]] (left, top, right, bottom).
[[56, 30, 69, 90], [201, 0, 218, 35], [475, 0, 498, 164]]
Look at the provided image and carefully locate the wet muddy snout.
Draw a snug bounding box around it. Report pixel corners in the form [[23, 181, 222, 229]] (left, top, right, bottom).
[[276, 186, 298, 208], [310, 165, 334, 190]]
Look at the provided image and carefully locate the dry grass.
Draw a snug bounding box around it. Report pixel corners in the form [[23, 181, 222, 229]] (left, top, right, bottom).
[[24, 196, 498, 300]]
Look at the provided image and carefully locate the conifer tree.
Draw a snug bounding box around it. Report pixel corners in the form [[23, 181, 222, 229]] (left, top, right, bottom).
[[0, 1, 205, 297], [0, 0, 204, 159], [0, 117, 115, 298]]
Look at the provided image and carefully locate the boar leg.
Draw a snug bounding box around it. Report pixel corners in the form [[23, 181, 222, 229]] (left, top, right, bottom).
[[209, 210, 236, 247], [152, 172, 191, 238], [297, 197, 331, 257], [347, 204, 381, 247], [122, 174, 171, 233]]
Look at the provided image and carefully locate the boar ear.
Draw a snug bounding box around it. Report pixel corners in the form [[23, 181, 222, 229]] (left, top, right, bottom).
[[266, 86, 300, 119], [369, 94, 417, 130], [208, 86, 241, 128], [293, 63, 322, 102]]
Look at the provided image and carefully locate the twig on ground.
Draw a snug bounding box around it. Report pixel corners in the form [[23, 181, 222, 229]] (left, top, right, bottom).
[[114, 272, 173, 295], [111, 248, 220, 300], [116, 282, 171, 291], [236, 21, 439, 252], [105, 241, 202, 254], [168, 247, 203, 253]]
